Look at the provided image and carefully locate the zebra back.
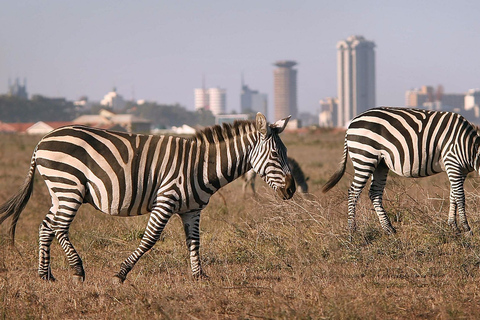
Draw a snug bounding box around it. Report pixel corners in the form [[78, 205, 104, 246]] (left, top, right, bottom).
[[346, 107, 480, 177]]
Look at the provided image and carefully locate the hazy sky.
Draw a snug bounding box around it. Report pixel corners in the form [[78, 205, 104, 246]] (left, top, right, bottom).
[[1, 1, 479, 120]]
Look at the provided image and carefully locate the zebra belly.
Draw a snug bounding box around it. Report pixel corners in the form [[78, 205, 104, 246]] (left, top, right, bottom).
[[83, 180, 155, 217], [380, 151, 444, 178]]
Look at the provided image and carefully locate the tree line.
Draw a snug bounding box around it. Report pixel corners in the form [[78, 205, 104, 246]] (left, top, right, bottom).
[[0, 95, 215, 127]]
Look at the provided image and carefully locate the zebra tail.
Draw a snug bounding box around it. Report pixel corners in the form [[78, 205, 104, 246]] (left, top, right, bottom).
[[0, 155, 36, 245], [322, 137, 348, 193]]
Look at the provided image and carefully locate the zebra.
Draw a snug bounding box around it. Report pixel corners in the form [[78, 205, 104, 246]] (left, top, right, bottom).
[[243, 157, 309, 196], [322, 106, 480, 235], [0, 112, 296, 283]]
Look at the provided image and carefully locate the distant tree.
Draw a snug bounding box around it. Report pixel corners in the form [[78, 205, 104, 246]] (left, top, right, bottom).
[[0, 95, 76, 122], [129, 102, 214, 128], [195, 108, 215, 127]]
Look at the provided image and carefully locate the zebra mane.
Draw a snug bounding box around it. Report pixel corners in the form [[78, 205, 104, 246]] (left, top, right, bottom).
[[191, 120, 257, 143]]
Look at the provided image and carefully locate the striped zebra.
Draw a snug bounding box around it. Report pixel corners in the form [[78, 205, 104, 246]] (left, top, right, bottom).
[[243, 157, 309, 196], [0, 113, 295, 283], [322, 107, 479, 235]]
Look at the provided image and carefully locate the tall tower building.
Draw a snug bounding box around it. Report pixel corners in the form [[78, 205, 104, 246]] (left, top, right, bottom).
[[273, 60, 297, 120], [337, 35, 376, 127]]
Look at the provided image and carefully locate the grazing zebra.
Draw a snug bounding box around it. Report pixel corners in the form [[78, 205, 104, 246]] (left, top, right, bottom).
[[0, 113, 295, 283], [243, 157, 309, 196], [322, 107, 480, 235]]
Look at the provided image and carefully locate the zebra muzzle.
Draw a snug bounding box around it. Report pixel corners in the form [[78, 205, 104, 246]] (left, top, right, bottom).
[[278, 174, 295, 200]]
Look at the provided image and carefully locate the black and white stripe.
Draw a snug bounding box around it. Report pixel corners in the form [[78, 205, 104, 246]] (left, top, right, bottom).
[[323, 107, 479, 235], [0, 113, 295, 283]]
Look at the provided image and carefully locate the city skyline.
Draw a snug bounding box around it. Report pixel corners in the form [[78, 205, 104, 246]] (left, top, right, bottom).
[[2, 1, 480, 117]]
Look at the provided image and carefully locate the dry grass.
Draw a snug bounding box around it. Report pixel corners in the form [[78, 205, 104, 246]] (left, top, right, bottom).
[[1, 130, 480, 319]]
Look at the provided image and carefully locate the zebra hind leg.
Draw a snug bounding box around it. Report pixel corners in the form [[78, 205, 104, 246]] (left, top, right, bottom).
[[113, 206, 174, 284], [38, 215, 56, 281], [369, 162, 396, 234], [347, 162, 376, 234], [54, 225, 85, 283], [453, 178, 472, 236], [447, 169, 472, 236], [448, 189, 460, 234], [180, 210, 206, 279]]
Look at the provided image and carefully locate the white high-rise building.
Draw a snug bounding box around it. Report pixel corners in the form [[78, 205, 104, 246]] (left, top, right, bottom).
[[194, 87, 227, 115], [337, 35, 376, 127], [194, 88, 209, 111], [208, 88, 226, 115]]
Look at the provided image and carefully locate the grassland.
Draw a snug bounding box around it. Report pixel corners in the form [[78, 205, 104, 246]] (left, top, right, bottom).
[[1, 129, 480, 319]]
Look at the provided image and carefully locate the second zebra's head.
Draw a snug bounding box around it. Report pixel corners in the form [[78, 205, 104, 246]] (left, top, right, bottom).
[[250, 113, 296, 200]]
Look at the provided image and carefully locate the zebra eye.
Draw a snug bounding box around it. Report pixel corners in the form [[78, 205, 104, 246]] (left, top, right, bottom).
[[271, 151, 278, 157]]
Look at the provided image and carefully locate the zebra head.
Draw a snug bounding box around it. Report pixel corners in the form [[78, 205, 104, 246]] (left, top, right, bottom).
[[250, 113, 296, 200]]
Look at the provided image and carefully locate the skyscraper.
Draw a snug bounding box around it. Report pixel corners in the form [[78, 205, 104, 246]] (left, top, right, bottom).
[[273, 60, 297, 120], [337, 35, 376, 127]]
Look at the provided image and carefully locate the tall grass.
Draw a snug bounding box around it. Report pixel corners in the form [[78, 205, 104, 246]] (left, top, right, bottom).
[[1, 131, 480, 319]]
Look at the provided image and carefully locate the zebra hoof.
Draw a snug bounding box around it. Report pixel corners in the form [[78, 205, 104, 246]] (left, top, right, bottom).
[[72, 274, 85, 284], [383, 225, 396, 235], [112, 275, 125, 284], [40, 274, 56, 282], [450, 226, 461, 235], [193, 271, 209, 280], [464, 230, 474, 237]]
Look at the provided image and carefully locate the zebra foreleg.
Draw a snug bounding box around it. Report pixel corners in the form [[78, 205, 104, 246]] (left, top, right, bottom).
[[369, 163, 396, 234], [113, 207, 173, 284], [180, 210, 206, 279], [38, 217, 56, 281]]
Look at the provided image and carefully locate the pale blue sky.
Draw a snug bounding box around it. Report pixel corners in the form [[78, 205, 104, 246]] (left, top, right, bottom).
[[1, 1, 479, 119]]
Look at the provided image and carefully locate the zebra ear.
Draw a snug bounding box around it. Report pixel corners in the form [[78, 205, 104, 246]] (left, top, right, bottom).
[[271, 115, 291, 134], [256, 112, 270, 137]]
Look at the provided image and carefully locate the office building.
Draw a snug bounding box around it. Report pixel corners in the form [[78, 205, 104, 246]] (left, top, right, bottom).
[[273, 60, 297, 120], [241, 80, 268, 117], [194, 88, 209, 111], [100, 87, 126, 111], [194, 87, 227, 115], [319, 97, 339, 127], [337, 35, 376, 127], [406, 85, 464, 112], [207, 87, 226, 116], [8, 78, 28, 99]]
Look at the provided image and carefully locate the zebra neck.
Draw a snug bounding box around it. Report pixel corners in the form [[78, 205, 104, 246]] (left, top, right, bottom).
[[474, 145, 480, 174], [198, 131, 257, 191]]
